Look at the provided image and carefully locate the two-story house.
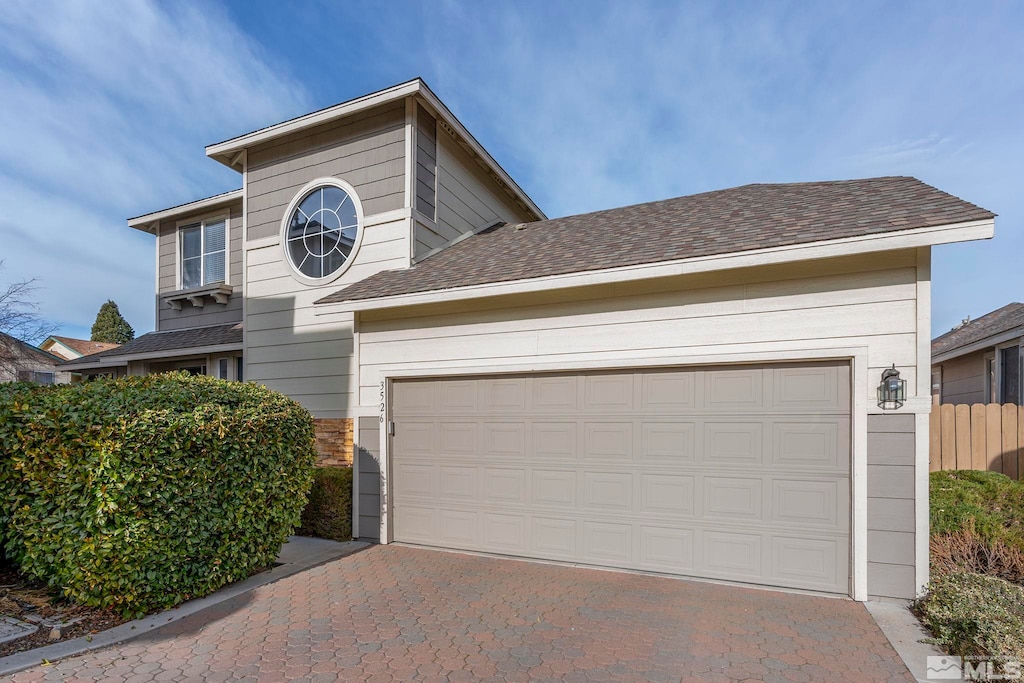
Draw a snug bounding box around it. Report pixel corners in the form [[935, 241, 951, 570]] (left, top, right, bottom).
[[63, 79, 996, 602]]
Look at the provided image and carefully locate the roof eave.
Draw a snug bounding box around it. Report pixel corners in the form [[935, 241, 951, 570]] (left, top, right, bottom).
[[204, 78, 546, 221], [314, 217, 995, 314], [932, 325, 1024, 364], [59, 341, 243, 369], [127, 189, 243, 234]]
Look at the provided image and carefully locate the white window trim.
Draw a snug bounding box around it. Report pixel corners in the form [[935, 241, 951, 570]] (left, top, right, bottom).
[[279, 177, 365, 286], [175, 211, 230, 291], [984, 351, 996, 403]]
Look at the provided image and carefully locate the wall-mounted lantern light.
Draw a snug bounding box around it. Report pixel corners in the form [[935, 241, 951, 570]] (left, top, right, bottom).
[[877, 364, 906, 410]]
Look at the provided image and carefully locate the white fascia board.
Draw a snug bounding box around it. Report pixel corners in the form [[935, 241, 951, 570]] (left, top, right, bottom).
[[932, 327, 1024, 364], [127, 190, 243, 234], [316, 218, 994, 315], [204, 79, 546, 221]]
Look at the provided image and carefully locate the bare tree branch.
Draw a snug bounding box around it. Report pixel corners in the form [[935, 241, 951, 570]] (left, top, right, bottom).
[[0, 260, 58, 378]]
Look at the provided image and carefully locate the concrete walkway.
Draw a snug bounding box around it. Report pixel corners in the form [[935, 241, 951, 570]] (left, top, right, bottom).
[[9, 544, 913, 682]]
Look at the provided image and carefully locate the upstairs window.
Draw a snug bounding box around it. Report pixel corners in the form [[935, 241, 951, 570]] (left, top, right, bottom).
[[281, 179, 362, 284], [180, 218, 226, 289]]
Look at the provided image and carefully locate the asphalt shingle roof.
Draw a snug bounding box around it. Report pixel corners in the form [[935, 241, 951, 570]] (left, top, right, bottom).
[[49, 336, 120, 357], [61, 323, 242, 365], [932, 303, 1024, 358], [316, 176, 993, 305]]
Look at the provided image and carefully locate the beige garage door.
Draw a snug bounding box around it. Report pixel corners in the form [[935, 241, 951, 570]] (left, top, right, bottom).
[[391, 362, 851, 594]]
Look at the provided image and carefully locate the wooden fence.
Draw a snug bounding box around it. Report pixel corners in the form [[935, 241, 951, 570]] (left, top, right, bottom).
[[929, 403, 1024, 479]]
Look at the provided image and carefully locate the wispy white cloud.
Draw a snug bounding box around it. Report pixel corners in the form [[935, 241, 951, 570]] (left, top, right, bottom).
[[0, 0, 310, 338]]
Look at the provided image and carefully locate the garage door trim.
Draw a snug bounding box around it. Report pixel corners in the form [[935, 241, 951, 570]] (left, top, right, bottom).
[[375, 347, 870, 600]]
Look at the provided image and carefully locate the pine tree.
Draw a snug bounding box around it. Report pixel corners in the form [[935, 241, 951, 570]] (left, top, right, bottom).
[[90, 300, 135, 344]]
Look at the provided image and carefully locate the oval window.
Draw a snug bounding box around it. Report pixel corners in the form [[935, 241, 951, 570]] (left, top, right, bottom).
[[284, 184, 360, 280]]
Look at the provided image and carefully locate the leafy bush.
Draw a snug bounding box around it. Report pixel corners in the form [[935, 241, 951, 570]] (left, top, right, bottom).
[[915, 571, 1024, 660], [930, 471, 1024, 552], [0, 373, 316, 617], [297, 467, 353, 542]]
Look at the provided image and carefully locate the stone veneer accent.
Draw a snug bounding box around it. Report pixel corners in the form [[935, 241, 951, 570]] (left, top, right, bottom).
[[313, 418, 354, 467]]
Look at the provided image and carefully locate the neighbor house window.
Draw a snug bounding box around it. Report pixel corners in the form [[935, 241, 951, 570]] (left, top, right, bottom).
[[282, 181, 361, 282], [1000, 345, 1021, 405], [180, 218, 226, 289], [236, 356, 243, 382]]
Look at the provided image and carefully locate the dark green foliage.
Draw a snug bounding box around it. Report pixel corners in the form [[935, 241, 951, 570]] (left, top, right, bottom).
[[915, 571, 1024, 660], [0, 373, 315, 617], [930, 470, 1024, 551], [90, 300, 134, 344], [298, 467, 353, 542]]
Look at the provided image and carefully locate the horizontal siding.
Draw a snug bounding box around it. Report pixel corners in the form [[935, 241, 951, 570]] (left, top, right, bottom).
[[938, 349, 987, 404], [414, 103, 437, 224], [358, 258, 921, 408], [156, 204, 244, 331], [243, 215, 408, 418], [866, 412, 917, 599], [356, 416, 382, 540], [435, 132, 524, 237], [246, 102, 406, 241]]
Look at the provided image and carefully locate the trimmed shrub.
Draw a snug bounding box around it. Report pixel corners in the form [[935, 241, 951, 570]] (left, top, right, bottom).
[[930, 470, 1024, 552], [0, 373, 316, 617], [915, 571, 1024, 660], [297, 467, 353, 542]]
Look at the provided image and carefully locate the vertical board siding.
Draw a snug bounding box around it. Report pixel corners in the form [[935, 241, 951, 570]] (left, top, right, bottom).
[[866, 413, 917, 599], [930, 403, 1024, 479], [245, 101, 406, 241], [156, 204, 244, 332]]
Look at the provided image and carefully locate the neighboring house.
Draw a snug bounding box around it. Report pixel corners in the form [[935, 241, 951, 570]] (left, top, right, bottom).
[[40, 335, 121, 361], [0, 333, 71, 384], [931, 303, 1023, 405], [60, 78, 996, 601]]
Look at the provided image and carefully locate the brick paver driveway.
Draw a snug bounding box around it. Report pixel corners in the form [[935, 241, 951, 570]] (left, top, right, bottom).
[[12, 545, 912, 682]]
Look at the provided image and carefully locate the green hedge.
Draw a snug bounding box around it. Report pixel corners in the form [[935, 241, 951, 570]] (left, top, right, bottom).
[[0, 373, 316, 618], [297, 467, 353, 542], [931, 470, 1024, 550]]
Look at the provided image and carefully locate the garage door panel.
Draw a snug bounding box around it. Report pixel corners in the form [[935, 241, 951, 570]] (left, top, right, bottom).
[[532, 376, 578, 411], [703, 422, 764, 464], [641, 371, 697, 409], [583, 374, 635, 410], [482, 378, 527, 411], [640, 422, 696, 462], [771, 479, 845, 529], [772, 421, 847, 470], [702, 477, 764, 521], [392, 362, 850, 595], [582, 472, 633, 511], [482, 513, 526, 552], [438, 422, 476, 455], [483, 468, 526, 502], [703, 530, 763, 579], [438, 465, 477, 500], [531, 470, 577, 507], [531, 517, 577, 558], [640, 526, 696, 571], [704, 368, 765, 410], [583, 421, 633, 459], [482, 422, 525, 458], [640, 474, 696, 516], [771, 536, 845, 590], [583, 521, 632, 562], [531, 422, 577, 460]]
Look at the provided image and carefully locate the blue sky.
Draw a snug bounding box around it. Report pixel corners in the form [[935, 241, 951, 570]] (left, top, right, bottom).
[[0, 0, 1020, 341]]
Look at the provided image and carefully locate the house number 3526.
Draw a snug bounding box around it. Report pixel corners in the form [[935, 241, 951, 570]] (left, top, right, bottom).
[[379, 381, 385, 423]]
